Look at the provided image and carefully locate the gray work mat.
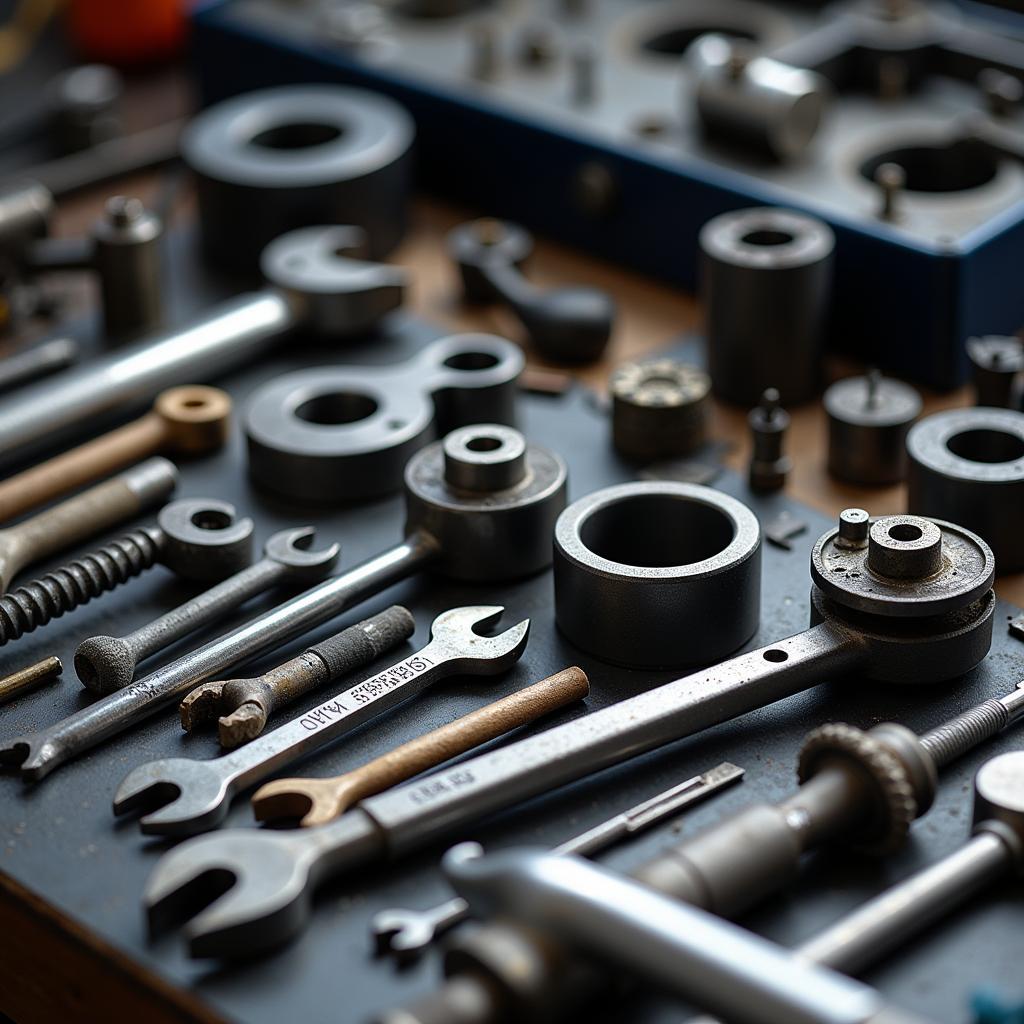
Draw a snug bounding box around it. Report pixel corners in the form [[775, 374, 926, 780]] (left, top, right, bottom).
[[1, 245, 1023, 1024]]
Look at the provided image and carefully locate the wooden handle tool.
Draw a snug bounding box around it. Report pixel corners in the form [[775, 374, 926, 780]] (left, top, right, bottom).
[[251, 666, 589, 827]]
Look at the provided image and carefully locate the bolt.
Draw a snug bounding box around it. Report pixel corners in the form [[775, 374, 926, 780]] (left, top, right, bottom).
[[875, 162, 905, 221], [747, 388, 792, 492], [0, 656, 62, 705]]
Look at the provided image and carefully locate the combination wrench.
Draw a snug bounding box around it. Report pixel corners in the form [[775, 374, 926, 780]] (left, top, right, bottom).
[[114, 606, 530, 836], [141, 509, 999, 957], [0, 424, 562, 781], [0, 225, 404, 465]]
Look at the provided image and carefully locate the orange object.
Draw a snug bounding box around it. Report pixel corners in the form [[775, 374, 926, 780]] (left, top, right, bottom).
[[67, 0, 186, 65]]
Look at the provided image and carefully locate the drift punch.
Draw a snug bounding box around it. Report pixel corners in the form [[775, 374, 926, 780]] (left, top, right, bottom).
[[0, 424, 564, 781], [142, 506, 999, 957]]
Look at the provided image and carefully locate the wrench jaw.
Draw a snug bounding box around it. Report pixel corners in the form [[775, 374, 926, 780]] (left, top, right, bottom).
[[264, 526, 341, 584], [113, 759, 232, 837], [0, 732, 62, 782], [370, 908, 437, 962], [429, 606, 531, 675]]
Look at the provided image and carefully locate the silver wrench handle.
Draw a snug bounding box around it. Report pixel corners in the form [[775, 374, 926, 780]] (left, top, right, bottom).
[[0, 291, 291, 463], [358, 621, 864, 856], [219, 640, 453, 792]]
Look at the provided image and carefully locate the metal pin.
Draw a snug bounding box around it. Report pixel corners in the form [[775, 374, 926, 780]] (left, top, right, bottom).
[[875, 162, 905, 221], [0, 656, 62, 705]]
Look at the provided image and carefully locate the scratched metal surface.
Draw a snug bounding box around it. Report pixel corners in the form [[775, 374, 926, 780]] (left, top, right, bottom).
[[0, 233, 1023, 1024]]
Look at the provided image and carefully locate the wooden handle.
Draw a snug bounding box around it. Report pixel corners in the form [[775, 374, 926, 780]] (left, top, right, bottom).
[[251, 666, 589, 827]]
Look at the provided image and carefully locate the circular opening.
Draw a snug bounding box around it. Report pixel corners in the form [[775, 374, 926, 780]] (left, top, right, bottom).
[[466, 435, 503, 452], [763, 649, 788, 662], [182, 398, 208, 409], [444, 352, 501, 371], [888, 523, 923, 542], [742, 229, 794, 247], [641, 23, 756, 57], [295, 392, 378, 426], [192, 509, 231, 530], [580, 494, 735, 568], [250, 121, 343, 150], [946, 428, 1024, 464], [859, 141, 998, 193]]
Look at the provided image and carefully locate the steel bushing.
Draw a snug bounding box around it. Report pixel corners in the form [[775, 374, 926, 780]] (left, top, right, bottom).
[[405, 424, 568, 582], [553, 482, 761, 668], [182, 85, 414, 272], [700, 207, 834, 406], [906, 408, 1024, 573], [610, 359, 711, 461]]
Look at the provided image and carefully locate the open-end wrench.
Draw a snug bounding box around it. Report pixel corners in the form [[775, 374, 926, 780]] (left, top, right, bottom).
[[0, 225, 405, 465], [370, 762, 744, 962], [0, 425, 561, 782], [140, 509, 999, 958], [73, 527, 340, 694], [114, 606, 530, 837]]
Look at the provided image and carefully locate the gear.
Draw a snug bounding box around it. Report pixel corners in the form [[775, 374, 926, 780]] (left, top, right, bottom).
[[797, 722, 918, 853]]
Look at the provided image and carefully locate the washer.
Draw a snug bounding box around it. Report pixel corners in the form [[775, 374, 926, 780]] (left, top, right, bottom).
[[182, 85, 415, 272], [699, 207, 834, 406], [906, 407, 1024, 573], [553, 482, 761, 669], [245, 333, 523, 503]]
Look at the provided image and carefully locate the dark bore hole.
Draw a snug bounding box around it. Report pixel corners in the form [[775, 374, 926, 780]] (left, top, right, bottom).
[[946, 428, 1024, 464], [859, 141, 998, 193], [641, 24, 756, 57], [250, 121, 343, 150], [763, 649, 788, 662], [192, 509, 231, 530], [581, 494, 735, 568], [444, 352, 501, 371], [296, 392, 378, 426], [742, 229, 795, 247], [888, 523, 923, 542], [466, 436, 503, 452]]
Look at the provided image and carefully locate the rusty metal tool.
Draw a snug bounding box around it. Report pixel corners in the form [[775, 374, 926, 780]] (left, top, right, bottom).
[[180, 605, 417, 747], [0, 457, 177, 593], [0, 386, 230, 524], [74, 527, 340, 695], [370, 760, 742, 963], [0, 656, 62, 705], [252, 666, 592, 826], [115, 606, 529, 837]]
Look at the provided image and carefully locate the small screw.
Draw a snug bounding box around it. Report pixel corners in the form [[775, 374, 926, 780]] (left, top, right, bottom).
[[875, 163, 905, 221]]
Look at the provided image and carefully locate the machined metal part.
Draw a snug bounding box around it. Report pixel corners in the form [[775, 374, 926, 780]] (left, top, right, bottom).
[[182, 85, 415, 272], [825, 370, 922, 485], [0, 497, 253, 646], [0, 457, 177, 593], [245, 334, 523, 502], [700, 208, 834, 406], [0, 656, 62, 706], [74, 527, 340, 695], [748, 387, 792, 492], [690, 34, 831, 162], [0, 225, 405, 466], [0, 180, 54, 256], [371, 762, 742, 962], [0, 386, 230, 525], [115, 606, 529, 837], [179, 605, 415, 747], [448, 218, 616, 363], [609, 358, 711, 461], [0, 426, 563, 781], [553, 481, 761, 668], [686, 750, 1024, 1024], [0, 337, 78, 395], [906, 408, 1024, 572], [254, 666, 593, 827], [138, 510, 997, 958], [91, 196, 163, 338], [967, 336, 1023, 409]]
